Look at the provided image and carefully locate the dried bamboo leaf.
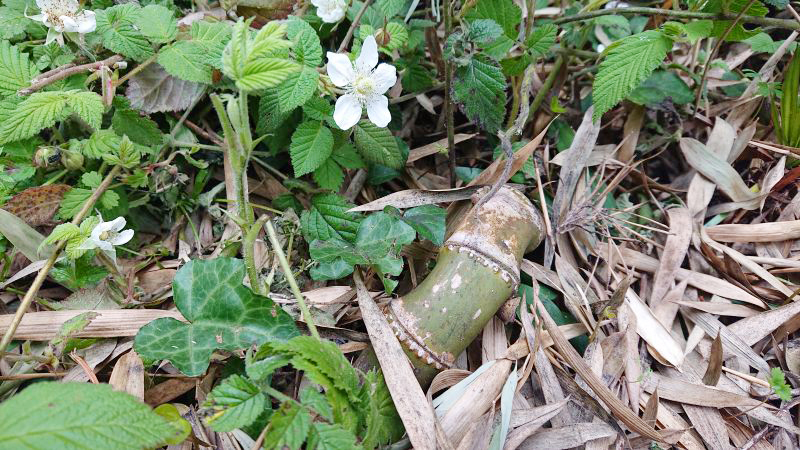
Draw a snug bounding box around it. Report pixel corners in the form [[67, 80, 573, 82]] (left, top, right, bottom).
[[706, 220, 800, 243], [624, 288, 684, 367], [109, 350, 146, 401], [681, 405, 732, 450], [680, 137, 758, 202], [407, 133, 476, 164], [675, 300, 757, 318], [650, 208, 692, 307], [685, 309, 771, 374], [702, 333, 723, 386], [504, 399, 569, 450], [0, 309, 186, 340], [349, 186, 485, 212], [641, 373, 764, 408], [517, 423, 616, 449], [642, 387, 659, 426]]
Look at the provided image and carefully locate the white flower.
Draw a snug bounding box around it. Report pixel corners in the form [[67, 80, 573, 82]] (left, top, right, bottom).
[[79, 217, 133, 259], [28, 0, 96, 46], [604, 1, 630, 8], [312, 0, 347, 23], [327, 35, 397, 130]]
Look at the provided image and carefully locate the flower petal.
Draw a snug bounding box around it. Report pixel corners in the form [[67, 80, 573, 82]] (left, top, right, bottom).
[[366, 95, 391, 127], [61, 15, 79, 32], [326, 52, 355, 87], [372, 63, 397, 93], [356, 35, 378, 73], [333, 94, 362, 130], [95, 239, 113, 252], [110, 229, 134, 246], [108, 217, 127, 232], [316, 0, 346, 23], [75, 11, 96, 33]]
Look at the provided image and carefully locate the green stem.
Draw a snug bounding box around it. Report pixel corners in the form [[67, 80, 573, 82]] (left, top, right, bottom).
[[0, 165, 122, 355], [244, 215, 271, 296], [210, 94, 251, 228], [552, 7, 800, 30], [529, 55, 565, 119], [264, 221, 320, 341], [444, 0, 455, 188]]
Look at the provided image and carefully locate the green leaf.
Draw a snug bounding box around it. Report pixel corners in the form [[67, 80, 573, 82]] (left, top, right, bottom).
[[332, 142, 365, 169], [203, 374, 267, 432], [312, 423, 362, 450], [67, 91, 104, 130], [465, 0, 521, 39], [273, 336, 362, 401], [768, 367, 792, 401], [361, 370, 403, 448], [300, 387, 333, 421], [153, 404, 193, 445], [158, 41, 214, 84], [526, 23, 557, 57], [0, 382, 174, 449], [43, 223, 81, 245], [382, 22, 409, 51], [134, 258, 300, 376], [310, 259, 354, 281], [277, 67, 319, 113], [685, 19, 713, 42], [263, 403, 311, 450], [0, 41, 38, 98], [701, 0, 767, 41], [303, 96, 334, 122], [112, 108, 163, 146], [287, 17, 322, 67], [81, 171, 102, 188], [354, 120, 403, 168], [135, 5, 177, 44], [0, 91, 71, 144], [82, 129, 121, 159], [0, 7, 27, 40], [96, 4, 154, 61], [313, 157, 345, 191], [467, 19, 503, 44], [300, 194, 361, 243], [222, 19, 297, 92], [356, 211, 416, 257], [256, 89, 291, 133], [452, 55, 507, 134], [402, 205, 446, 246], [628, 70, 693, 106], [290, 121, 334, 177], [400, 61, 434, 91], [376, 0, 405, 17], [592, 30, 672, 121]]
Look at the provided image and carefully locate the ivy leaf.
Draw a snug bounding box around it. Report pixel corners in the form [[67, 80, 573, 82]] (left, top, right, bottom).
[[313, 157, 345, 191], [134, 258, 300, 376], [290, 121, 334, 177], [0, 41, 38, 98], [592, 29, 672, 121], [135, 5, 177, 44], [310, 259, 354, 281], [356, 211, 416, 257], [464, 0, 521, 39], [452, 55, 507, 134], [299, 193, 362, 243], [203, 374, 267, 432], [354, 120, 403, 168], [277, 67, 319, 113], [0, 382, 174, 449], [95, 4, 154, 61], [401, 205, 446, 246], [0, 91, 70, 144], [526, 23, 557, 57], [287, 17, 322, 67], [263, 403, 311, 450]]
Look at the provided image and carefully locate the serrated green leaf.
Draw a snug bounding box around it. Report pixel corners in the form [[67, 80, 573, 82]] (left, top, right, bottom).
[[354, 120, 403, 168], [223, 19, 297, 92], [465, 0, 521, 39], [263, 402, 311, 450], [592, 30, 672, 120], [290, 121, 334, 177], [135, 5, 177, 44], [287, 17, 322, 67], [42, 222, 80, 246], [158, 41, 214, 84], [628, 69, 693, 106], [361, 370, 403, 448], [300, 193, 362, 243], [237, 58, 298, 92], [0, 91, 71, 144], [332, 142, 365, 169], [701, 0, 767, 41], [300, 387, 333, 421], [203, 374, 267, 432], [313, 157, 345, 191], [67, 91, 104, 130], [500, 53, 532, 76], [467, 19, 503, 44], [81, 171, 102, 188], [685, 20, 713, 42], [526, 23, 557, 56], [0, 7, 27, 40], [112, 108, 163, 146], [452, 55, 506, 133], [302, 96, 333, 121], [400, 60, 434, 91], [58, 187, 117, 220], [0, 42, 38, 98], [768, 367, 792, 401], [134, 258, 300, 376], [376, 0, 405, 17], [382, 22, 409, 51], [313, 423, 362, 450], [256, 89, 291, 133], [274, 336, 362, 400], [0, 382, 174, 449], [402, 205, 445, 246], [96, 4, 154, 61], [278, 67, 319, 113], [82, 129, 121, 159]]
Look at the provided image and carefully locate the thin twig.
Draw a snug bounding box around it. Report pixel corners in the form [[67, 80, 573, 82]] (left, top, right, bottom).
[[0, 165, 122, 356], [114, 53, 157, 87], [338, 0, 374, 53], [264, 221, 320, 341], [693, 0, 758, 114], [19, 55, 124, 96], [444, 0, 455, 187], [552, 6, 800, 30]]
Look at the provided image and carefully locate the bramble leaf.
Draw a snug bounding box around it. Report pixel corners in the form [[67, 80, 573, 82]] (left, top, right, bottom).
[[354, 120, 403, 168], [203, 374, 267, 432], [0, 41, 38, 98], [290, 121, 334, 177], [300, 193, 362, 243], [95, 4, 154, 61], [452, 55, 506, 133]]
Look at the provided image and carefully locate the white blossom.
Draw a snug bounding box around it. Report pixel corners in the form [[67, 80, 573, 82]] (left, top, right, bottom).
[[311, 0, 347, 23], [79, 216, 133, 260], [28, 0, 96, 46], [604, 1, 630, 8], [326, 36, 397, 130]]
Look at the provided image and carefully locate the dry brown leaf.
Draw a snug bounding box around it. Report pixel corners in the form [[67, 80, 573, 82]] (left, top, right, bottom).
[[407, 133, 476, 164], [706, 221, 800, 243], [702, 333, 723, 386], [680, 138, 758, 203], [641, 373, 765, 408], [349, 186, 485, 212], [144, 378, 197, 406], [2, 184, 70, 226], [504, 399, 569, 450], [516, 423, 616, 449], [0, 309, 186, 340], [650, 208, 692, 308], [109, 350, 145, 401]]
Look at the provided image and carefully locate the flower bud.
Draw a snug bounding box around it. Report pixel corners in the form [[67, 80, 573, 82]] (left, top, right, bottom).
[[33, 146, 60, 168], [61, 147, 84, 171]]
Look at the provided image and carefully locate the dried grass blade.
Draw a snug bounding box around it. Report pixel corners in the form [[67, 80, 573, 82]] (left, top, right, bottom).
[[624, 288, 684, 367], [706, 221, 800, 243], [641, 373, 765, 408], [516, 423, 616, 449], [348, 186, 485, 212], [686, 309, 771, 374]]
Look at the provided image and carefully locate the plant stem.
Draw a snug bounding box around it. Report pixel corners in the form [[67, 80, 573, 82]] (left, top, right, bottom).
[[693, 0, 759, 114], [338, 0, 374, 53], [444, 0, 456, 188], [552, 6, 800, 30], [244, 215, 271, 296], [529, 55, 565, 119], [19, 55, 124, 96], [115, 53, 157, 87], [210, 94, 251, 228], [0, 165, 122, 356], [264, 221, 320, 341]]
